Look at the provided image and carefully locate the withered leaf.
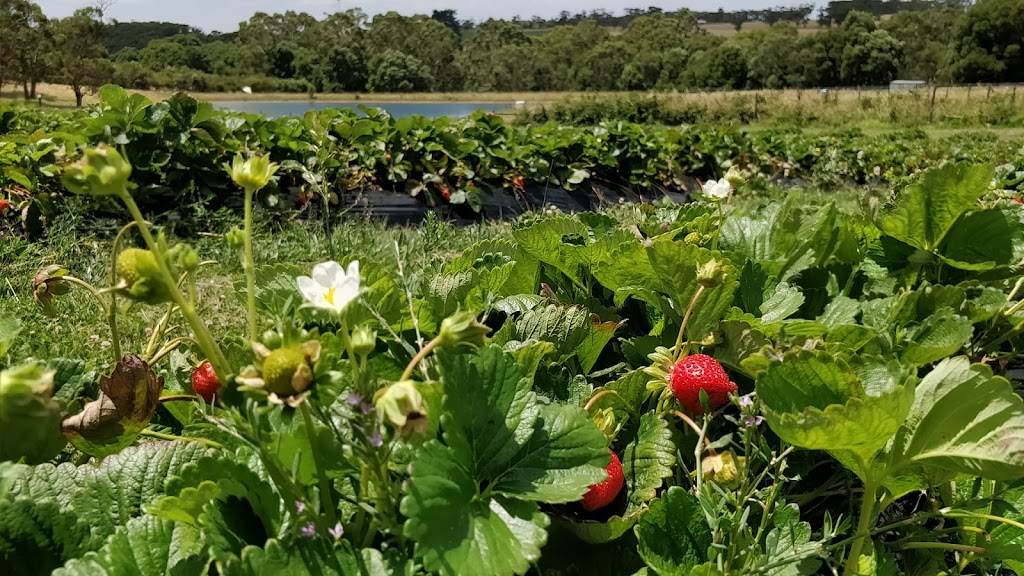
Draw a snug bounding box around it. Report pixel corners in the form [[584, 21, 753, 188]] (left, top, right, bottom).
[[62, 355, 164, 458]]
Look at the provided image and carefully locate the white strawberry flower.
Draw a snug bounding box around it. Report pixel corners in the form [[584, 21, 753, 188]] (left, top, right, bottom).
[[297, 260, 361, 314], [702, 179, 732, 201]]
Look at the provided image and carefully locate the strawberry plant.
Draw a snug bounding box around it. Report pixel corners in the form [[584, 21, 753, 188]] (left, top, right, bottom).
[[6, 116, 1024, 575]]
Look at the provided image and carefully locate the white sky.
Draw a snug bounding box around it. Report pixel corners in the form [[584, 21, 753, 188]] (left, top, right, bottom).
[[35, 1, 814, 33]]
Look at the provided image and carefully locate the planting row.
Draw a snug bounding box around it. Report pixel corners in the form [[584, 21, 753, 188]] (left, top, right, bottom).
[[3, 86, 1024, 232]]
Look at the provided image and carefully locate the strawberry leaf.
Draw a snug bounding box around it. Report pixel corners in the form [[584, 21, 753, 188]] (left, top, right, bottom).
[[878, 358, 1024, 502], [401, 347, 608, 576], [757, 351, 916, 481], [635, 487, 713, 575]]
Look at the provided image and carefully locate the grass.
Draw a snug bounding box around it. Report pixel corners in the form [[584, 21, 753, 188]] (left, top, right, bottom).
[[0, 211, 513, 375]]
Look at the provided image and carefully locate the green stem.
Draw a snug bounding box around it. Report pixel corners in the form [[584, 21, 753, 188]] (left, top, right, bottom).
[[898, 542, 986, 555], [843, 479, 880, 576], [301, 401, 338, 525], [243, 186, 257, 345], [711, 202, 724, 252], [63, 276, 109, 314], [140, 429, 222, 449], [117, 190, 232, 381], [400, 337, 441, 382], [693, 415, 710, 493], [108, 221, 139, 360], [673, 285, 707, 360]]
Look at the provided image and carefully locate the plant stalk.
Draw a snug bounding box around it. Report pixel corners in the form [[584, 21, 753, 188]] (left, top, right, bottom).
[[301, 401, 339, 525], [674, 284, 707, 360], [117, 190, 232, 381], [401, 337, 441, 382], [243, 186, 258, 345], [842, 479, 879, 576]]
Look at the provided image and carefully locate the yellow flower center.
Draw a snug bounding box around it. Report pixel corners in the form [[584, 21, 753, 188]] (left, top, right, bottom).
[[325, 287, 336, 305]]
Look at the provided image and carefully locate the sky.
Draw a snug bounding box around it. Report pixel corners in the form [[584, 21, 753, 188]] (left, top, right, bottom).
[[35, 0, 809, 33]]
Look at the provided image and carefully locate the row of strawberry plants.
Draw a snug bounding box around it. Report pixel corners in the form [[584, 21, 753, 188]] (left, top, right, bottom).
[[3, 86, 1024, 234], [4, 149, 1024, 574]]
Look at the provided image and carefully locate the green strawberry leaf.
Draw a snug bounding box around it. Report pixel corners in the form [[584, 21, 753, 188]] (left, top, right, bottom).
[[762, 504, 822, 576], [635, 487, 712, 576], [900, 309, 974, 368], [401, 347, 608, 576], [757, 351, 916, 481], [646, 238, 739, 342], [878, 358, 1024, 502], [760, 282, 805, 324], [623, 414, 675, 515], [877, 162, 993, 253], [54, 515, 205, 576]]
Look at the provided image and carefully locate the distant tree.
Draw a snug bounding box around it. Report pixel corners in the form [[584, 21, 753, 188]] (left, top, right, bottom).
[[138, 34, 210, 72], [430, 9, 461, 36], [882, 9, 960, 81], [50, 7, 112, 106], [103, 21, 195, 53], [950, 0, 1024, 82], [841, 28, 905, 85], [457, 20, 535, 91], [366, 50, 432, 92], [0, 0, 50, 99], [534, 20, 608, 91], [368, 13, 462, 91], [573, 41, 632, 91]]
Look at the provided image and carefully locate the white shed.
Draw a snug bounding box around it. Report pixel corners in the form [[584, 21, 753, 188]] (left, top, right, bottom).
[[890, 80, 927, 93]]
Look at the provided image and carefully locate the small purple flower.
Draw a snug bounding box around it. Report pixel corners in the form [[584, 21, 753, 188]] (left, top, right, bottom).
[[295, 500, 305, 514], [301, 522, 316, 537], [329, 522, 344, 539], [739, 395, 754, 409], [346, 392, 363, 407], [743, 415, 765, 429], [368, 427, 384, 448]]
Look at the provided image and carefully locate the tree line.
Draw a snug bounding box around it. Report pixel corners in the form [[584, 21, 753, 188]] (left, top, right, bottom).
[[0, 0, 1021, 104]]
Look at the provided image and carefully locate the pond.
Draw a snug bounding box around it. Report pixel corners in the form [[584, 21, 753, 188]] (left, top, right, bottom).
[[211, 101, 513, 119]]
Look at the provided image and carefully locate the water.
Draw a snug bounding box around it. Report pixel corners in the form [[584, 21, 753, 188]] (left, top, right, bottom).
[[211, 101, 512, 119]]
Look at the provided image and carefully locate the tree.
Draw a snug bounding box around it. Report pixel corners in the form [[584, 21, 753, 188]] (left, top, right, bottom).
[[138, 34, 210, 72], [368, 13, 462, 91], [50, 7, 112, 106], [457, 20, 535, 91], [573, 41, 633, 91], [882, 9, 960, 81], [841, 29, 905, 85], [430, 9, 461, 36], [951, 0, 1024, 82], [237, 11, 320, 77], [0, 0, 50, 99], [534, 20, 608, 91], [366, 50, 432, 93]]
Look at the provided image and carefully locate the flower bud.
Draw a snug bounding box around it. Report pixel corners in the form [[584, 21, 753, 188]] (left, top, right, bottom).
[[351, 325, 378, 356], [226, 227, 245, 251], [591, 407, 618, 438], [225, 154, 279, 192], [374, 380, 428, 439], [116, 249, 173, 305], [166, 243, 200, 274], [697, 259, 727, 289], [33, 265, 72, 317], [62, 145, 132, 197], [701, 451, 746, 491], [724, 165, 746, 190], [437, 311, 491, 350]]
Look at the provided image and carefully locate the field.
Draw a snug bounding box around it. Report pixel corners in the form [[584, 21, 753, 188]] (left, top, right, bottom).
[[5, 86, 1024, 575]]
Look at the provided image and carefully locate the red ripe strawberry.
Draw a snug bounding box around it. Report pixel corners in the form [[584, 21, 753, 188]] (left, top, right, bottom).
[[513, 177, 525, 189], [1014, 198, 1023, 205], [440, 186, 451, 201], [0, 199, 9, 215], [192, 361, 221, 405], [581, 449, 624, 512], [670, 354, 737, 414]]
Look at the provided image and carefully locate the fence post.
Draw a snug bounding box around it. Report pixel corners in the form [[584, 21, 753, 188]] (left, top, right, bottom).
[[929, 85, 938, 123], [987, 86, 993, 101], [1013, 85, 1018, 106]]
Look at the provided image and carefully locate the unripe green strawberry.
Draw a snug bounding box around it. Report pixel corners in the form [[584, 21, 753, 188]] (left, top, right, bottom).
[[684, 232, 702, 245], [116, 249, 172, 305], [262, 346, 312, 396]]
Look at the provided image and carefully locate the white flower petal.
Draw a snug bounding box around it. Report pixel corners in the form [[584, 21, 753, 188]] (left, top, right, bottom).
[[297, 276, 321, 305], [312, 261, 343, 288], [346, 260, 360, 282]]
